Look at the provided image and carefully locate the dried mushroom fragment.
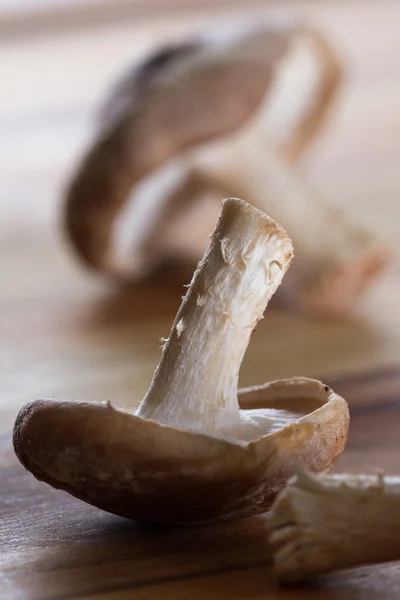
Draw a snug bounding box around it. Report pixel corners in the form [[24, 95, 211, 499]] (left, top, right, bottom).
[[64, 18, 388, 316], [16, 199, 349, 524], [269, 469, 400, 581]]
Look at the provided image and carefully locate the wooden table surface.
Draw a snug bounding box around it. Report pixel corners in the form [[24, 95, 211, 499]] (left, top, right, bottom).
[[2, 1, 400, 598]]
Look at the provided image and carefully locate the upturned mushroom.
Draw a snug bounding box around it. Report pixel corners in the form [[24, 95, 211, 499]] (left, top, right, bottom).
[[64, 18, 388, 316], [14, 199, 349, 524], [269, 468, 400, 581]]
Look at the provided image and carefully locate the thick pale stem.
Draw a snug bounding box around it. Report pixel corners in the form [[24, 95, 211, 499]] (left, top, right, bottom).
[[136, 198, 293, 438], [269, 470, 400, 581]]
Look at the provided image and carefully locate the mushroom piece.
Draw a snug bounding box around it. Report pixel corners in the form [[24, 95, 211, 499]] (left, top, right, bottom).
[[15, 199, 349, 524], [64, 18, 387, 315], [269, 469, 400, 581]]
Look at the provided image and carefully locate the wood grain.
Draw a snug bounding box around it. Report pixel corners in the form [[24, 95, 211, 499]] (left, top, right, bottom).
[[2, 369, 400, 599]]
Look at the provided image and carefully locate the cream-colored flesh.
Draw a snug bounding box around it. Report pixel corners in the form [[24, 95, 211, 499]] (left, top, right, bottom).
[[237, 407, 310, 438]]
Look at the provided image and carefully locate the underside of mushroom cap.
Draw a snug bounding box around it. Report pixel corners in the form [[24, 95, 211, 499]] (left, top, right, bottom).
[[13, 378, 348, 524]]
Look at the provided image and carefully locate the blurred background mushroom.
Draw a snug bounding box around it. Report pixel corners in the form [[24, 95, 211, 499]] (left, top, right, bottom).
[[64, 17, 388, 316]]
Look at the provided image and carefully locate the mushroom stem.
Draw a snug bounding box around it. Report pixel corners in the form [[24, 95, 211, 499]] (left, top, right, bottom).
[[268, 469, 400, 581], [192, 133, 386, 314], [136, 198, 293, 438]]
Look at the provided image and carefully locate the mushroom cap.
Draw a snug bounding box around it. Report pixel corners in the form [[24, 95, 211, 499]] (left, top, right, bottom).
[[64, 19, 298, 276], [13, 378, 348, 524]]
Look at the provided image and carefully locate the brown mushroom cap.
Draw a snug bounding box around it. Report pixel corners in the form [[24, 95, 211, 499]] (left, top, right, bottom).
[[64, 20, 295, 277], [13, 379, 348, 524]]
